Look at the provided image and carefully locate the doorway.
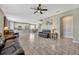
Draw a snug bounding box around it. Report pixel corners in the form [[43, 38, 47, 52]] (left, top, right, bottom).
[[60, 15, 73, 39]]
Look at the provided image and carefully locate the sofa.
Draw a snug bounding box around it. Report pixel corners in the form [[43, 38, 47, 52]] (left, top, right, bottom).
[[0, 39, 25, 55], [5, 30, 19, 40], [9, 30, 19, 38], [0, 32, 25, 55], [39, 30, 51, 38]]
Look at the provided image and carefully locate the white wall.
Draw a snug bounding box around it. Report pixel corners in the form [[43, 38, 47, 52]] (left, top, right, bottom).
[[41, 24, 52, 30], [73, 8, 79, 42], [53, 8, 79, 43], [51, 9, 75, 39], [40, 18, 53, 31], [9, 21, 14, 30], [40, 8, 79, 42]]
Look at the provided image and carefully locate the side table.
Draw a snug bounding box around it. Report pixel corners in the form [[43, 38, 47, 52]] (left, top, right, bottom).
[[52, 32, 58, 40]]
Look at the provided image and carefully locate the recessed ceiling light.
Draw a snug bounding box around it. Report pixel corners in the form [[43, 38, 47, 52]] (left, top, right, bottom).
[[56, 10, 61, 13], [40, 19, 43, 21]]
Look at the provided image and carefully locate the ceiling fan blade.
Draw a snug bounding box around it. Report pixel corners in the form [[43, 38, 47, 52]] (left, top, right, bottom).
[[40, 11, 43, 14], [34, 11, 38, 14], [37, 4, 41, 10], [41, 9, 47, 11]]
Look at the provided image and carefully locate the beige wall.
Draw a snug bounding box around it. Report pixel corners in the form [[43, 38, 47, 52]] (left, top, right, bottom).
[[0, 8, 4, 35]]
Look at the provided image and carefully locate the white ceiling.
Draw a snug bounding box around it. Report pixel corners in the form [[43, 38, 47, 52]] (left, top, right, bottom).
[[0, 4, 79, 24]]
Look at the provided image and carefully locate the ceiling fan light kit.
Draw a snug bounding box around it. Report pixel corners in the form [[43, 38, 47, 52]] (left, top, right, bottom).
[[38, 10, 40, 13]]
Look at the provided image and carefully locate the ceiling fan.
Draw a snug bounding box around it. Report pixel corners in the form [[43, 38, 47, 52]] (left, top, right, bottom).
[[31, 4, 47, 14]]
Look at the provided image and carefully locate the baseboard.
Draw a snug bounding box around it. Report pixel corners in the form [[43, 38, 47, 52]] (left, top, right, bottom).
[[72, 40, 79, 44]]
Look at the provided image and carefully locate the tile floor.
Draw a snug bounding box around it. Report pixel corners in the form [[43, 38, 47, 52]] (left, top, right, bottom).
[[17, 30, 79, 55]]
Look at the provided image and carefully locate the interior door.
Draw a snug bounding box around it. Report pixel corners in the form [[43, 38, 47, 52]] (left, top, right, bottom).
[[61, 16, 73, 38]]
